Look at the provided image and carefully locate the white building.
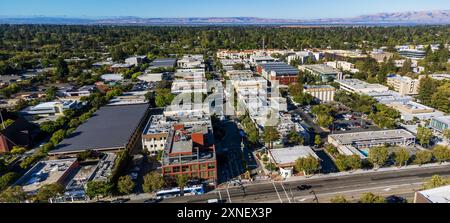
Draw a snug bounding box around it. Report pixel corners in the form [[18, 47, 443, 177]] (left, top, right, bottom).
[[335, 79, 389, 95], [268, 146, 320, 178], [328, 129, 416, 149], [303, 85, 336, 102], [142, 115, 175, 155], [386, 74, 423, 95], [125, 56, 146, 66], [20, 100, 80, 117], [177, 55, 205, 69], [325, 61, 359, 73], [414, 185, 450, 203]]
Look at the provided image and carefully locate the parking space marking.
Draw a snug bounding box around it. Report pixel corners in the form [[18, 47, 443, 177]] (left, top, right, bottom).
[[272, 182, 283, 203]]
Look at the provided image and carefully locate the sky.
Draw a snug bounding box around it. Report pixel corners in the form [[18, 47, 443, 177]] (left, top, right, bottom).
[[0, 0, 449, 19]]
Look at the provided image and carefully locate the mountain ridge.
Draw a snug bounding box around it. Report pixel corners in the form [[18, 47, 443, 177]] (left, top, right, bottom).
[[1, 10, 450, 25]]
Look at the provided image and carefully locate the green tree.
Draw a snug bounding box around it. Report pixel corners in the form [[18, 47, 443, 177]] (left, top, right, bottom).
[[287, 128, 304, 146], [417, 76, 438, 105], [422, 175, 450, 190], [0, 172, 18, 191], [393, 148, 410, 167], [400, 58, 412, 75], [368, 146, 389, 168], [359, 192, 386, 203], [334, 155, 349, 172], [55, 58, 69, 80], [117, 175, 135, 195], [50, 129, 66, 146], [416, 127, 433, 147], [10, 146, 27, 155], [155, 88, 175, 107], [330, 195, 349, 203], [432, 145, 450, 163], [142, 172, 165, 193], [176, 175, 188, 196], [347, 155, 362, 170], [40, 121, 57, 134], [316, 114, 333, 128], [314, 135, 322, 147], [294, 156, 320, 176], [413, 150, 433, 165], [0, 186, 27, 203], [86, 181, 111, 200], [263, 126, 280, 150], [34, 183, 64, 203]]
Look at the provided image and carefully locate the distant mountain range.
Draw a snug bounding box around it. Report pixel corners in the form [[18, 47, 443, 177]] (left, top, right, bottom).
[[1, 10, 450, 26]]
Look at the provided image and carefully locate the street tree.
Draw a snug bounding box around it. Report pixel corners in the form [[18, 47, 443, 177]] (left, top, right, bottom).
[[330, 195, 349, 203], [413, 150, 433, 165], [176, 175, 189, 196], [393, 148, 410, 167], [432, 145, 450, 163], [34, 183, 65, 203], [294, 156, 320, 176], [422, 175, 450, 190], [368, 146, 389, 168], [142, 172, 165, 193], [287, 128, 304, 146], [0, 186, 27, 203], [359, 192, 386, 203], [347, 155, 362, 171], [86, 181, 111, 200], [314, 135, 322, 147], [117, 175, 135, 195], [263, 126, 280, 150]]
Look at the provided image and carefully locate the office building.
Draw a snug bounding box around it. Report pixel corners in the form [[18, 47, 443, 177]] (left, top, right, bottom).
[[20, 100, 80, 118], [303, 85, 336, 102], [299, 64, 343, 82], [177, 55, 205, 69], [335, 79, 389, 95], [328, 129, 416, 149], [256, 62, 299, 85], [388, 101, 445, 121], [142, 115, 176, 155], [387, 74, 423, 95], [268, 146, 320, 178], [414, 185, 450, 203], [49, 103, 150, 156], [398, 49, 426, 60], [430, 116, 450, 133], [148, 58, 177, 70], [325, 61, 359, 73]]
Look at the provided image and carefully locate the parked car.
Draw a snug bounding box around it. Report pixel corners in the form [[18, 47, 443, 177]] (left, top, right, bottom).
[[111, 198, 130, 203]]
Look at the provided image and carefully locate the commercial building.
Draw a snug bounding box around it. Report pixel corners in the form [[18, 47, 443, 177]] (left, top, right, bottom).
[[286, 51, 315, 65], [14, 158, 79, 195], [430, 116, 450, 133], [171, 79, 208, 95], [323, 50, 367, 61], [370, 50, 394, 63], [125, 56, 147, 66], [220, 59, 250, 71], [142, 115, 175, 155], [0, 117, 36, 153], [49, 103, 150, 156], [148, 58, 177, 70], [299, 64, 343, 82], [256, 62, 299, 85], [249, 55, 276, 65], [335, 79, 389, 95], [398, 49, 426, 60], [414, 185, 450, 203], [386, 74, 423, 95], [20, 100, 80, 118], [107, 91, 149, 106], [388, 101, 445, 121], [325, 61, 359, 73], [328, 129, 416, 149], [161, 121, 217, 184], [268, 146, 320, 178], [225, 70, 254, 78], [366, 90, 413, 105], [177, 55, 205, 69], [303, 85, 336, 102]]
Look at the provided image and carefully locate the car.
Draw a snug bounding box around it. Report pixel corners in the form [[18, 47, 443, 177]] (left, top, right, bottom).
[[207, 199, 219, 203], [111, 198, 130, 203], [144, 198, 161, 203], [297, 185, 312, 191], [130, 172, 138, 180], [386, 195, 407, 203], [95, 200, 111, 203]]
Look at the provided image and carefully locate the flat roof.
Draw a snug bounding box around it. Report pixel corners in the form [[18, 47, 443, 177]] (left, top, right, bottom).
[[149, 58, 177, 68], [269, 146, 319, 165], [258, 62, 299, 75], [335, 79, 389, 91], [417, 185, 450, 203], [302, 64, 340, 75], [329, 129, 415, 145], [432, 116, 450, 125], [304, 85, 335, 90], [50, 104, 149, 155]]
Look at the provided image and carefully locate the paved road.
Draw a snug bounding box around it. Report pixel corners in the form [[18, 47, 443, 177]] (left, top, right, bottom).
[[149, 165, 450, 203]]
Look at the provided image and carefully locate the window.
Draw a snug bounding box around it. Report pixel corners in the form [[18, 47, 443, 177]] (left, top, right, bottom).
[[200, 164, 207, 170], [182, 165, 190, 172], [163, 167, 171, 173], [200, 171, 207, 178], [173, 166, 181, 173], [191, 164, 199, 171], [208, 163, 215, 169]]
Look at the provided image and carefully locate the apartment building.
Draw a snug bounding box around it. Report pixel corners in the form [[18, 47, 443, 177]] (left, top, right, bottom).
[[303, 85, 336, 102], [386, 74, 423, 95]]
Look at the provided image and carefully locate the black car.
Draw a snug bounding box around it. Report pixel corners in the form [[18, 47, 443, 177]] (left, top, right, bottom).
[[386, 195, 407, 203], [111, 198, 130, 203], [297, 185, 312, 191], [144, 198, 162, 204]]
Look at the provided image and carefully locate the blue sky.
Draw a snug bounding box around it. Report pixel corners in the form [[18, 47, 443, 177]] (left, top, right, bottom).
[[0, 0, 449, 19]]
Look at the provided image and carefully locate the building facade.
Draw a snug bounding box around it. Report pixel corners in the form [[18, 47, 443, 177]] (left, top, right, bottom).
[[303, 85, 336, 102]]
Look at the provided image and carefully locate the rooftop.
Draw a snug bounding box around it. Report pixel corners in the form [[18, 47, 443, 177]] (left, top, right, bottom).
[[335, 79, 389, 91], [258, 62, 299, 75], [149, 58, 177, 68], [301, 64, 340, 75], [50, 104, 149, 155], [143, 115, 176, 135], [329, 129, 416, 145], [417, 185, 450, 203], [269, 146, 319, 165], [432, 116, 450, 125], [304, 85, 335, 90]]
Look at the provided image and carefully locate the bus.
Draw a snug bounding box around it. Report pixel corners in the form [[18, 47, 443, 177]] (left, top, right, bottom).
[[156, 185, 205, 199]]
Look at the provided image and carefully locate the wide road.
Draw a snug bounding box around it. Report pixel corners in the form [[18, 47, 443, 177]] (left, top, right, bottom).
[[154, 165, 450, 203]]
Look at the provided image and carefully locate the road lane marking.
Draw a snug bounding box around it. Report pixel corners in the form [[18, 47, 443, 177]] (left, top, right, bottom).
[[272, 182, 283, 203], [226, 188, 232, 203], [280, 183, 292, 203], [218, 190, 223, 201]]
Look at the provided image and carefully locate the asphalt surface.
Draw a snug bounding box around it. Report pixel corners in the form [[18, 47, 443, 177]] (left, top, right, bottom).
[[150, 164, 450, 203]]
